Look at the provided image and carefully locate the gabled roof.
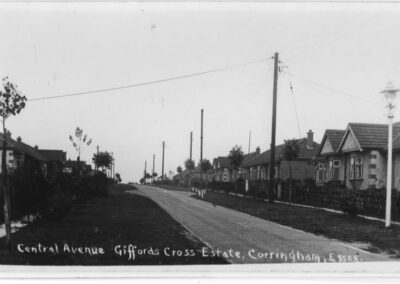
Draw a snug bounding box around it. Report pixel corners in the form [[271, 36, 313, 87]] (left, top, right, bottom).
[[65, 160, 86, 168], [213, 156, 231, 169], [326, 129, 346, 152], [317, 129, 346, 156], [0, 133, 46, 161], [173, 164, 214, 179], [38, 149, 66, 163], [242, 138, 319, 168], [213, 150, 260, 169], [338, 122, 400, 152]]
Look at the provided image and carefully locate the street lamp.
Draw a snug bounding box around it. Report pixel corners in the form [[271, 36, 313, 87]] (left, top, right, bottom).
[[381, 81, 399, 228]]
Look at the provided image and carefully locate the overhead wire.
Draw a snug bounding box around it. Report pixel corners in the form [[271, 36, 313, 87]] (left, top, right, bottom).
[[28, 56, 273, 102], [285, 68, 302, 138]]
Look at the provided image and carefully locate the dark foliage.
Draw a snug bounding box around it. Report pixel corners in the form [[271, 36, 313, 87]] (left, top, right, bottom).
[[0, 164, 110, 223]]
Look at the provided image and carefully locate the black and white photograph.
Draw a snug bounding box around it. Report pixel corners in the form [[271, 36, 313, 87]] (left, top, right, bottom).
[[0, 0, 400, 279]]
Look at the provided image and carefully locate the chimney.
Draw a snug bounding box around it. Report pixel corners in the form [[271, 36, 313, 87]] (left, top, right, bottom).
[[256, 146, 261, 154], [17, 136, 22, 143], [34, 145, 39, 150], [6, 131, 11, 138], [307, 130, 314, 149]]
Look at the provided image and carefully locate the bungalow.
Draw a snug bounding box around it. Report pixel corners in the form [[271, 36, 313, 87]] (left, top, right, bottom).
[[315, 122, 400, 190], [213, 148, 260, 182], [314, 129, 346, 185], [65, 159, 89, 174], [212, 156, 231, 182], [38, 149, 67, 177], [0, 133, 46, 174], [240, 130, 320, 182], [173, 165, 214, 186]]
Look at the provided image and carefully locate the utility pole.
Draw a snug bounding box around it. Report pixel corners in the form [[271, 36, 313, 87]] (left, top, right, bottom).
[[111, 152, 114, 179], [200, 109, 204, 187], [111, 153, 115, 179], [152, 154, 155, 185], [144, 160, 147, 183], [162, 141, 165, 181], [268, 52, 279, 203], [248, 130, 251, 154], [96, 145, 99, 171], [2, 127, 11, 251], [189, 131, 193, 186]]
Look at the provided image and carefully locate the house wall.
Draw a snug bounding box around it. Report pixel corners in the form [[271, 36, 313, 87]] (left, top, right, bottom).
[[344, 150, 387, 190], [0, 150, 17, 173], [372, 150, 386, 189], [315, 156, 346, 185], [222, 168, 231, 182], [279, 160, 315, 180]]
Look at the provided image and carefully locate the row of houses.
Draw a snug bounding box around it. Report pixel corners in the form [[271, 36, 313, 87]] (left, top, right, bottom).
[[174, 121, 400, 191], [0, 132, 91, 177]]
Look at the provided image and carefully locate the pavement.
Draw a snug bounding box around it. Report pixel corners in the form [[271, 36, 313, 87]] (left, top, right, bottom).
[[134, 184, 393, 264]]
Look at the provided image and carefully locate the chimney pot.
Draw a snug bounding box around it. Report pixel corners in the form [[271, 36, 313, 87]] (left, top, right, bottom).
[[17, 136, 21, 143], [307, 130, 314, 149], [256, 146, 261, 154]]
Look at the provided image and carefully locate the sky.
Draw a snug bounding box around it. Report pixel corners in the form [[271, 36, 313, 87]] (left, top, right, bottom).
[[1, 2, 400, 182]]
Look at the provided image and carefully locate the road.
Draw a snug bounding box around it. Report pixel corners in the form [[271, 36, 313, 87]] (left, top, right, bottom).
[[134, 185, 391, 264]]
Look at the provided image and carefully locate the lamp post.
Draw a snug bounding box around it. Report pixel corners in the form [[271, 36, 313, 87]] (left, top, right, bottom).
[[381, 81, 399, 228]]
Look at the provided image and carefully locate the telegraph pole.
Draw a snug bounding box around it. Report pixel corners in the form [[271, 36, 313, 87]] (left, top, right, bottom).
[[144, 160, 147, 183], [96, 145, 99, 171], [162, 141, 165, 181], [152, 154, 155, 184], [189, 131, 193, 186], [268, 52, 279, 203], [248, 130, 251, 154], [200, 109, 204, 187], [2, 127, 11, 251], [111, 152, 114, 179]]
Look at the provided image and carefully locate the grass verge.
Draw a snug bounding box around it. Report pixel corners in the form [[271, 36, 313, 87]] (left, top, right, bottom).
[[195, 190, 400, 258], [0, 184, 227, 265]]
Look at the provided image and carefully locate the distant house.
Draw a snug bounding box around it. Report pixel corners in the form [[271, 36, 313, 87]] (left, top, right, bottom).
[[38, 149, 67, 176], [0, 133, 46, 174], [213, 148, 260, 182], [314, 129, 346, 185], [65, 159, 89, 174], [173, 165, 214, 186], [213, 156, 232, 182], [241, 130, 320, 182], [315, 122, 400, 190]]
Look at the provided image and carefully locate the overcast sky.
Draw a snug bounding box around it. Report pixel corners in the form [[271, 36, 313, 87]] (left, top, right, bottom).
[[1, 2, 400, 182]]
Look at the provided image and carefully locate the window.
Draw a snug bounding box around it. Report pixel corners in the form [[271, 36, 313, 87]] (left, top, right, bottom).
[[350, 156, 363, 180], [329, 160, 341, 180], [316, 162, 326, 181]]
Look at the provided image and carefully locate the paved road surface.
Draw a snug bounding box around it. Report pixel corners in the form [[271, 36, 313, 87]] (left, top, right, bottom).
[[134, 185, 391, 264]]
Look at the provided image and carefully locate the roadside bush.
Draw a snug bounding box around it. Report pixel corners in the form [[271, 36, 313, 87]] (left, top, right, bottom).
[[0, 165, 111, 223], [8, 159, 51, 220], [339, 189, 359, 215]]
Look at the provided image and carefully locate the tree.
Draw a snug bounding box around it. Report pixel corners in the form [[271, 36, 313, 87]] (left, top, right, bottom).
[[0, 77, 27, 250], [228, 145, 244, 181], [176, 166, 183, 174], [92, 151, 113, 172], [115, 173, 122, 183], [69, 127, 92, 165], [184, 158, 195, 186], [200, 159, 212, 183], [283, 139, 300, 204], [184, 159, 195, 171]]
